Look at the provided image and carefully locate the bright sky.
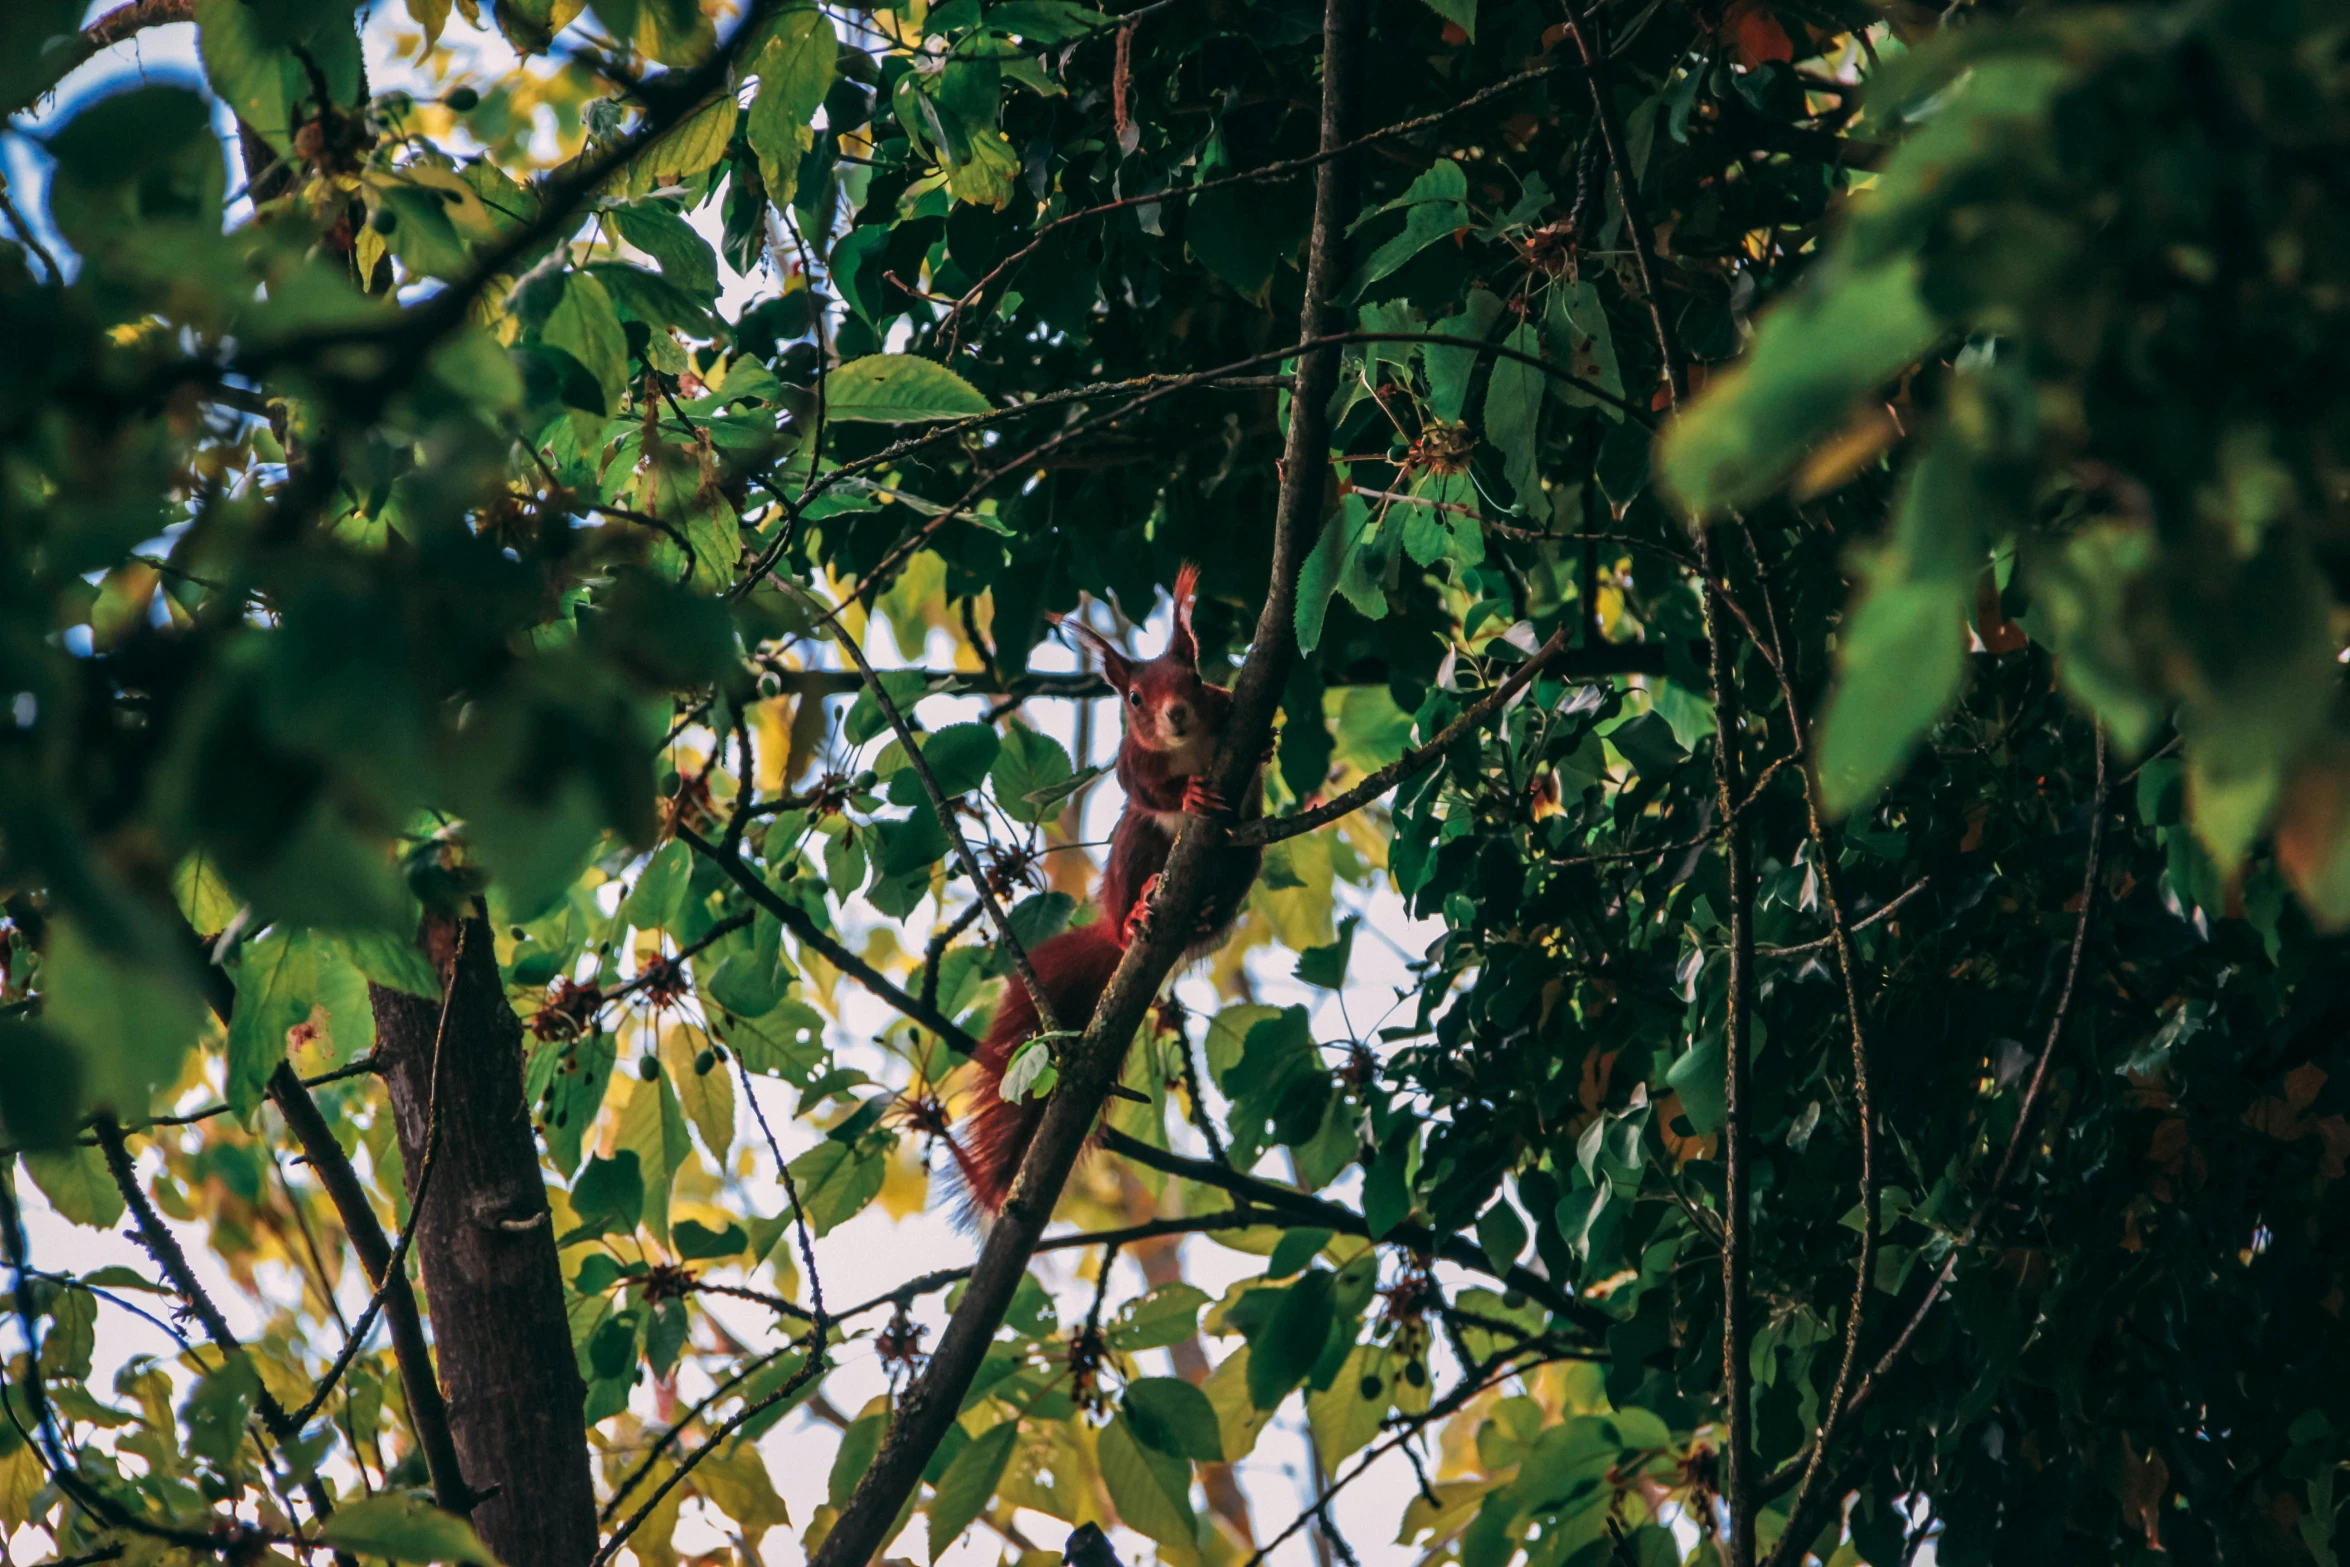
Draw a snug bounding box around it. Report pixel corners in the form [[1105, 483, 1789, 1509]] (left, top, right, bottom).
[[2, 9, 1476, 1566]]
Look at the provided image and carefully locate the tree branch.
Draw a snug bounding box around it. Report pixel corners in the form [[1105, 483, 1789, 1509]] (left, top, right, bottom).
[[1558, 0, 1745, 1552], [676, 824, 983, 1055], [787, 581, 1066, 1035], [1767, 727, 2111, 1497], [804, 0, 1367, 1557], [6, 0, 195, 118], [269, 1066, 474, 1517], [1232, 627, 1571, 847], [1097, 1128, 1611, 1336], [90, 1115, 352, 1555]]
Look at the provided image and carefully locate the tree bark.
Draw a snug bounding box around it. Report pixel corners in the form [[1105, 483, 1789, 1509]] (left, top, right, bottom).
[[371, 915, 595, 1567]]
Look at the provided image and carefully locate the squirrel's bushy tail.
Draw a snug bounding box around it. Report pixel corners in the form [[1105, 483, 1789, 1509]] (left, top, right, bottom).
[[947, 921, 1128, 1224]]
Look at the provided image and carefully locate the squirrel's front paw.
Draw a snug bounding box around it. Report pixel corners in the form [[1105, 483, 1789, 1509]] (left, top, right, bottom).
[[1181, 778, 1230, 818], [1121, 876, 1162, 945]]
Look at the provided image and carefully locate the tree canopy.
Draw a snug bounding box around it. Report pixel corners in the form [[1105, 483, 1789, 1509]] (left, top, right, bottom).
[[3, 0, 2349, 1565]]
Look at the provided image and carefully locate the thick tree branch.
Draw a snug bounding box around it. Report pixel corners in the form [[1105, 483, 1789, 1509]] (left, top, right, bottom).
[[804, 1, 1367, 1558], [676, 824, 983, 1054], [5, 0, 195, 118], [269, 1066, 474, 1517], [175, 918, 474, 1522]]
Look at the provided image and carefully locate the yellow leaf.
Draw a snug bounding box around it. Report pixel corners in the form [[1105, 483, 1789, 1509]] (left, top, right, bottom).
[[404, 0, 453, 51], [1202, 1348, 1273, 1461], [752, 696, 794, 793], [1396, 1481, 1495, 1549], [0, 1440, 43, 1531], [874, 1138, 931, 1220], [645, 91, 739, 185], [661, 1024, 736, 1162], [690, 1438, 790, 1539], [1306, 1345, 1392, 1465]]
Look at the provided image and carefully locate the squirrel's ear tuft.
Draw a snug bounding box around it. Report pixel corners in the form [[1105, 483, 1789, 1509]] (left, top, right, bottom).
[[1168, 563, 1201, 668], [1058, 614, 1135, 692]]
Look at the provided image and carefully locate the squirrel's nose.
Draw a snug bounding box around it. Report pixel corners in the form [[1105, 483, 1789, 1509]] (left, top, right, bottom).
[[1165, 702, 1190, 730]]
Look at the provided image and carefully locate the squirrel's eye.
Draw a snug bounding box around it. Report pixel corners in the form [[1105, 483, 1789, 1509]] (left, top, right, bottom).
[[1127, 690, 1141, 707]]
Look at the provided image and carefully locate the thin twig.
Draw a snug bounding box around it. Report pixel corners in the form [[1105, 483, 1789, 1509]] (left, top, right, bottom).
[[677, 824, 983, 1054], [803, 328, 1653, 615], [1755, 878, 1930, 957], [1233, 629, 1571, 846], [1762, 729, 2111, 1503], [784, 581, 1066, 1036], [940, 58, 1589, 328], [1740, 528, 1875, 1567], [290, 926, 467, 1432]]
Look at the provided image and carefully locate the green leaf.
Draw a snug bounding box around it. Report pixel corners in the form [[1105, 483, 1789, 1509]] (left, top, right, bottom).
[[845, 669, 933, 745], [786, 1138, 888, 1236], [927, 1419, 1020, 1561], [327, 930, 442, 1001], [1246, 1268, 1336, 1410], [999, 1037, 1058, 1103], [748, 8, 837, 206], [572, 1152, 646, 1236], [22, 1145, 125, 1231], [1306, 1344, 1393, 1466], [1097, 1413, 1197, 1549], [1294, 916, 1357, 990], [41, 919, 204, 1126], [1125, 1377, 1223, 1462], [1483, 322, 1544, 510], [1267, 1227, 1333, 1280], [1476, 1199, 1528, 1273], [1356, 161, 1468, 287], [1657, 257, 1939, 518], [181, 1353, 260, 1467], [984, 0, 1110, 41], [620, 840, 693, 932], [716, 999, 829, 1084], [1107, 1282, 1212, 1351], [1666, 1036, 1726, 1138], [545, 272, 631, 416], [193, 0, 365, 153], [673, 1218, 749, 1260], [643, 90, 738, 184], [1813, 433, 1983, 816], [319, 1493, 499, 1566], [883, 721, 1001, 802], [227, 931, 324, 1119], [1413, 0, 1475, 41], [1545, 280, 1624, 420], [173, 854, 243, 939], [821, 356, 993, 423], [610, 205, 721, 303]]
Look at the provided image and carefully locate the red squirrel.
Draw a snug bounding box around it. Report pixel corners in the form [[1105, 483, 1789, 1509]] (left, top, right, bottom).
[[944, 566, 1266, 1219]]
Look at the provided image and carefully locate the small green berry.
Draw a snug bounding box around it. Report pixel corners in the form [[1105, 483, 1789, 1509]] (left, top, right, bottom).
[[370, 206, 398, 234], [638, 1057, 660, 1082], [445, 85, 481, 112]]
